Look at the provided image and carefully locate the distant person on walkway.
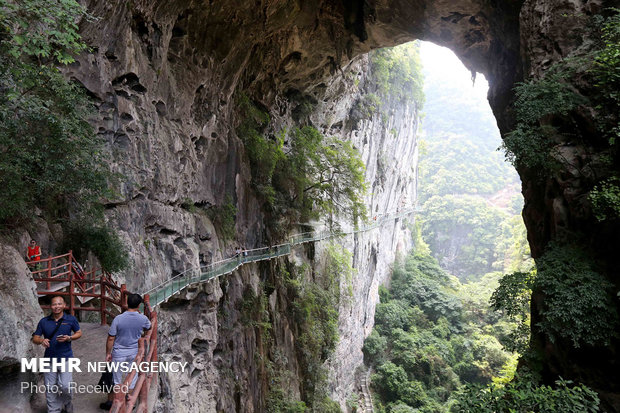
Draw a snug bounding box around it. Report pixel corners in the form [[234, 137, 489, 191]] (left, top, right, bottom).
[[32, 295, 82, 413], [101, 293, 151, 410], [26, 239, 42, 270]]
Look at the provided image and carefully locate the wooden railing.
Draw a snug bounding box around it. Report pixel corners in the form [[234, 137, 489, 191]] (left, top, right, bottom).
[[29, 251, 126, 324]]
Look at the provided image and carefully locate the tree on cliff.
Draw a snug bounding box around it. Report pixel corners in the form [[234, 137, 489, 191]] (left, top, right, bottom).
[[0, 0, 127, 270], [237, 96, 367, 229], [0, 0, 105, 222]]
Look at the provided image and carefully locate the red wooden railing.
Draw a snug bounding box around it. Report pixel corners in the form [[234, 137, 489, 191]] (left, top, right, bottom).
[[29, 251, 125, 324], [30, 251, 158, 412]]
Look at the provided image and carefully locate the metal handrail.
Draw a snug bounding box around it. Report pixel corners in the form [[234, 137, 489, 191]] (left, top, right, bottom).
[[143, 208, 419, 307]]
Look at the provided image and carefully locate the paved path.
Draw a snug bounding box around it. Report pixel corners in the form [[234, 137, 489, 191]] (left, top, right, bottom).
[[359, 369, 374, 413], [32, 323, 111, 413]]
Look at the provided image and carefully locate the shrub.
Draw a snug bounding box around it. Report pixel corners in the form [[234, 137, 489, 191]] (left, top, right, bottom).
[[207, 195, 237, 240], [372, 362, 427, 407], [503, 9, 620, 173], [501, 62, 587, 174], [274, 126, 367, 224], [287, 247, 344, 409], [369, 43, 425, 107], [490, 271, 534, 353], [452, 372, 600, 413], [589, 176, 620, 221], [63, 223, 129, 272], [0, 0, 112, 226], [237, 95, 367, 227], [237, 95, 285, 198], [591, 8, 620, 144], [363, 329, 388, 365], [534, 243, 618, 347]]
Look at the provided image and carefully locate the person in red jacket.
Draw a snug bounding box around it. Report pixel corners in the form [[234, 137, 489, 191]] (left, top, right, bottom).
[[27, 239, 42, 269]]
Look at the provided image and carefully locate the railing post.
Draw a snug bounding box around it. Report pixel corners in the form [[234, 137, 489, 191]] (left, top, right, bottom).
[[144, 295, 150, 318], [46, 256, 52, 290], [138, 334, 149, 408], [101, 276, 106, 325], [68, 252, 74, 316], [112, 387, 126, 413], [120, 284, 127, 312], [152, 313, 158, 362]]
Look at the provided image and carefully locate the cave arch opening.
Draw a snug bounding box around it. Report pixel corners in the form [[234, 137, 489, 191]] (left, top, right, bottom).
[[415, 40, 528, 280], [357, 40, 534, 411]]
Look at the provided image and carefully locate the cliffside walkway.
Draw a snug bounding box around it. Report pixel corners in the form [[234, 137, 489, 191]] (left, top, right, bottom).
[[142, 208, 418, 307], [359, 368, 375, 413], [31, 208, 416, 413]]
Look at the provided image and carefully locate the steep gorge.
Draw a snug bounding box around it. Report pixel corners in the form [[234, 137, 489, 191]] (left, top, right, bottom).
[[1, 0, 619, 411]]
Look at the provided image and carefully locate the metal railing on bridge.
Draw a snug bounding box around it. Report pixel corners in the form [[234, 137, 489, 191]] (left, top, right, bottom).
[[30, 207, 418, 413], [143, 208, 419, 307]]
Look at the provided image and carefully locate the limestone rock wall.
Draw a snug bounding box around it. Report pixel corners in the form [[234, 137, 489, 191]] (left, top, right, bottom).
[[151, 53, 418, 411], [2, 0, 619, 410]]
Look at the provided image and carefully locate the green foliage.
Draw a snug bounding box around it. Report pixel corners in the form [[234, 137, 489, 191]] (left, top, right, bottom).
[[284, 245, 349, 409], [275, 126, 367, 224], [452, 372, 600, 413], [266, 395, 307, 413], [418, 46, 526, 282], [0, 0, 125, 269], [490, 271, 534, 353], [365, 251, 514, 412], [265, 349, 308, 413], [419, 135, 514, 202], [0, 0, 112, 226], [207, 195, 237, 240], [503, 9, 620, 171], [311, 397, 342, 413], [294, 279, 339, 366], [369, 43, 425, 108], [0, 0, 88, 64], [492, 243, 619, 350], [0, 64, 110, 222], [324, 243, 355, 301], [237, 94, 283, 201], [502, 61, 587, 173], [591, 9, 620, 144], [387, 402, 419, 413], [372, 362, 427, 407], [391, 254, 462, 327], [589, 176, 620, 221], [352, 93, 382, 121], [534, 243, 619, 347], [240, 284, 271, 332], [363, 329, 388, 363], [420, 195, 511, 280], [374, 300, 412, 335], [236, 96, 367, 227], [63, 223, 129, 272]]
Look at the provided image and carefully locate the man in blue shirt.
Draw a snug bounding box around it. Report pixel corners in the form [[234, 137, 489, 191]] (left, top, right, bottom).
[[100, 293, 150, 410], [32, 295, 82, 413]]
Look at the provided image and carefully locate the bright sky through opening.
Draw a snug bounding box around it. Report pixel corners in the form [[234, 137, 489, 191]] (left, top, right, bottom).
[[420, 41, 490, 101]]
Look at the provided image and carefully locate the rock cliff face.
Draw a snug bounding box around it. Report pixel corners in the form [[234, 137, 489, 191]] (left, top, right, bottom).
[[0, 242, 45, 413], [151, 52, 418, 411], [2, 0, 619, 411]]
